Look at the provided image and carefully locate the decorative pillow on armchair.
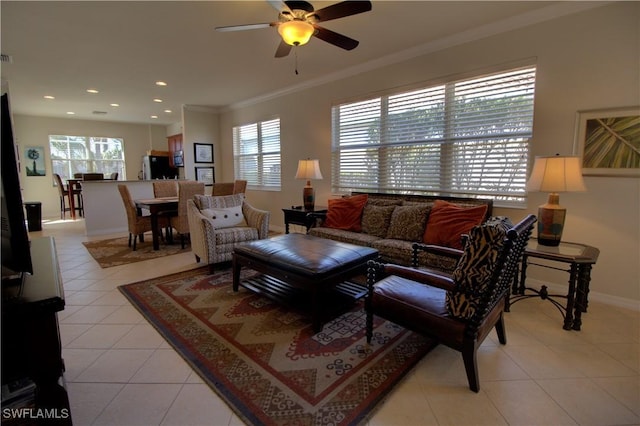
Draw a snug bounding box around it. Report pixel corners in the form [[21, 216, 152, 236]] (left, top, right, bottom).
[[201, 205, 247, 229], [324, 194, 368, 231], [446, 217, 513, 320], [423, 200, 488, 249]]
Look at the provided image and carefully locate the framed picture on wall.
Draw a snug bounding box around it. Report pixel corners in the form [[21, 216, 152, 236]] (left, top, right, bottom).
[[24, 146, 46, 176], [573, 106, 640, 177], [194, 143, 214, 163], [195, 166, 214, 186]]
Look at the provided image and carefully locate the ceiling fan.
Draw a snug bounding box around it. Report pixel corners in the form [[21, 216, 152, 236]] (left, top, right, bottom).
[[215, 0, 372, 58]]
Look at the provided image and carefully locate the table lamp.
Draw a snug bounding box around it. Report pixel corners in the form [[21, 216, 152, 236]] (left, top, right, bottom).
[[295, 159, 323, 210], [526, 154, 586, 246]]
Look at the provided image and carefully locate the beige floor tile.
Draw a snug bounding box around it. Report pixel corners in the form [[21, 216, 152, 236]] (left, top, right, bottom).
[[537, 377, 640, 425], [93, 383, 182, 425], [548, 343, 638, 377], [100, 304, 146, 325], [423, 384, 508, 425], [90, 289, 129, 306], [61, 304, 121, 324], [66, 324, 134, 349], [65, 290, 108, 306], [368, 379, 438, 426], [113, 323, 166, 349], [597, 342, 640, 373], [503, 344, 585, 379], [161, 383, 234, 426], [66, 382, 124, 426], [483, 380, 577, 425], [130, 349, 193, 383], [592, 376, 640, 417], [74, 349, 154, 383], [59, 323, 92, 346], [61, 348, 107, 381]]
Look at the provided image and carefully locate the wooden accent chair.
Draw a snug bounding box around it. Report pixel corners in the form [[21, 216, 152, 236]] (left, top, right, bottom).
[[173, 181, 205, 248], [366, 214, 536, 392], [117, 184, 169, 251], [211, 180, 247, 196], [152, 181, 178, 198], [53, 173, 82, 219]]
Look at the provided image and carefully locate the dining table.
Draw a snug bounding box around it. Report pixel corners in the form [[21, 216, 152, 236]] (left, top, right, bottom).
[[134, 196, 178, 250]]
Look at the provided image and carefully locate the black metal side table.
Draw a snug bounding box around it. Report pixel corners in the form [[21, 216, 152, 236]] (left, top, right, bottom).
[[507, 239, 600, 331], [282, 206, 327, 234]]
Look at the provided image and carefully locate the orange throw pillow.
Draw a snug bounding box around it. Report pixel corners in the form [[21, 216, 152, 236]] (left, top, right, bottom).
[[324, 194, 369, 232], [423, 200, 488, 249]]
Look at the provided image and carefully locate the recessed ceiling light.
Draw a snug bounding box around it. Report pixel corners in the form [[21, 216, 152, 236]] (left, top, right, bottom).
[[153, 98, 163, 103], [110, 103, 120, 107], [155, 81, 167, 86], [44, 95, 55, 100], [150, 115, 158, 119], [86, 89, 99, 94], [164, 109, 172, 113], [66, 111, 75, 115]]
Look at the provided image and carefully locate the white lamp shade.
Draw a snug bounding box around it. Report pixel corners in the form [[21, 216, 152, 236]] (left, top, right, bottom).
[[295, 159, 323, 180], [526, 155, 586, 193]]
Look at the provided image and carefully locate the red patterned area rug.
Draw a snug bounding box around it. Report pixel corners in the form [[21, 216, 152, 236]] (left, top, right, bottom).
[[119, 266, 437, 426]]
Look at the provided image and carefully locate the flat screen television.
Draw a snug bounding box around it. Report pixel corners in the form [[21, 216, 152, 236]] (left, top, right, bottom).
[[1, 91, 33, 287]]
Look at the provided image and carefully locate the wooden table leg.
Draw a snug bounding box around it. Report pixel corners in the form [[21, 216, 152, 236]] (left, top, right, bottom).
[[68, 186, 76, 220], [149, 205, 160, 250]]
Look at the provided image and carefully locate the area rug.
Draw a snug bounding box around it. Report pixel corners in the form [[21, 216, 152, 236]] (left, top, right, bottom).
[[83, 236, 191, 268], [119, 266, 437, 426]]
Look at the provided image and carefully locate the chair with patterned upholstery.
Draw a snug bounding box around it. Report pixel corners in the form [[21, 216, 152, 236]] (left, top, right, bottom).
[[187, 193, 270, 273], [172, 181, 205, 248], [365, 214, 536, 392], [211, 180, 248, 196]]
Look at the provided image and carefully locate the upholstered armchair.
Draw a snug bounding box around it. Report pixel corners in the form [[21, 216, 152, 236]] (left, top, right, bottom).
[[366, 214, 536, 392], [173, 181, 205, 248], [187, 193, 270, 273]]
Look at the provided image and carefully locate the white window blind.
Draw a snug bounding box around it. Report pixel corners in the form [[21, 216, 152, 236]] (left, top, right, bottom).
[[233, 118, 281, 190], [331, 66, 536, 206]]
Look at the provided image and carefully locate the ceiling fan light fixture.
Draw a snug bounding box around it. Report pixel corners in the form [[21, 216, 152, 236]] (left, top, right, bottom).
[[278, 20, 314, 46]]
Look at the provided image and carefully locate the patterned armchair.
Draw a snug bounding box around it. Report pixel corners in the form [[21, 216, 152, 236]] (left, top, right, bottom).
[[187, 193, 270, 273], [366, 214, 536, 392]]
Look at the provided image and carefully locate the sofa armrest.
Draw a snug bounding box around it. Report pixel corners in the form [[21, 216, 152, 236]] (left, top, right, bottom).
[[242, 201, 270, 239]]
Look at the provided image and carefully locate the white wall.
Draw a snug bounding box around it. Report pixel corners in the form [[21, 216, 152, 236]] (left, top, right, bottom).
[[218, 3, 640, 304], [13, 115, 167, 218], [182, 106, 220, 190]]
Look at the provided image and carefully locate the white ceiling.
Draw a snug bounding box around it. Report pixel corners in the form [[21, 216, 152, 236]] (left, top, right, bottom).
[[1, 1, 602, 126]]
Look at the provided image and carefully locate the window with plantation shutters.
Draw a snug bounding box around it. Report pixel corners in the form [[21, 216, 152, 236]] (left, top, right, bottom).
[[331, 66, 536, 207], [233, 118, 281, 190]]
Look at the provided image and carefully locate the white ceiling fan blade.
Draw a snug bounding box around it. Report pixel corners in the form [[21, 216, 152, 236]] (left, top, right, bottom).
[[267, 0, 291, 14], [215, 23, 274, 32]]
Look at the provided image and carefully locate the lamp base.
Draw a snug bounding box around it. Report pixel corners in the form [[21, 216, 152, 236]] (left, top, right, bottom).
[[302, 186, 315, 211], [537, 194, 566, 246]]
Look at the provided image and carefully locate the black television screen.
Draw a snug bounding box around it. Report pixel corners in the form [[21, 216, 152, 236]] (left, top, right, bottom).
[[1, 91, 33, 281]]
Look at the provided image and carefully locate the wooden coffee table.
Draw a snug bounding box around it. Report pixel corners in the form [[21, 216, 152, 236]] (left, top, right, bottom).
[[232, 234, 379, 332]]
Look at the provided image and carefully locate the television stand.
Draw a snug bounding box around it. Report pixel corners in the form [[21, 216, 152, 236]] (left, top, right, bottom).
[[1, 237, 71, 424]]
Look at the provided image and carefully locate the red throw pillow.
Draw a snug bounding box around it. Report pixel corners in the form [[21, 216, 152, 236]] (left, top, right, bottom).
[[324, 194, 369, 232], [423, 200, 488, 249]]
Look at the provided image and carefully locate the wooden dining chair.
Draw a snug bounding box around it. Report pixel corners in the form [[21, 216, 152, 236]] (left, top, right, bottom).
[[117, 184, 169, 251], [53, 173, 82, 219], [152, 181, 178, 198]]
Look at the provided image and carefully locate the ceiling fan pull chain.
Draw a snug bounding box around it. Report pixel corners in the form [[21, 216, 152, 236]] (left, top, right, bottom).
[[295, 48, 299, 75]]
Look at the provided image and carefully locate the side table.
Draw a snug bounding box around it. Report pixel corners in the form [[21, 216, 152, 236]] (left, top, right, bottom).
[[507, 238, 599, 331], [282, 206, 327, 234]]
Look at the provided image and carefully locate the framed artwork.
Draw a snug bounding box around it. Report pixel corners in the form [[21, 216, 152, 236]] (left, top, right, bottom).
[[24, 146, 46, 176], [195, 166, 214, 186], [194, 143, 214, 163], [573, 107, 640, 177]]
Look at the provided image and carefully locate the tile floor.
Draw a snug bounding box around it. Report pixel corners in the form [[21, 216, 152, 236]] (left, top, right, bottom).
[[35, 218, 640, 425]]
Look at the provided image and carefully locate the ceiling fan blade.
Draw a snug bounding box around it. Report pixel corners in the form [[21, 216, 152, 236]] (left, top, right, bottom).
[[311, 1, 372, 22], [267, 0, 292, 13], [215, 23, 275, 32], [275, 40, 293, 58], [313, 25, 359, 50]]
